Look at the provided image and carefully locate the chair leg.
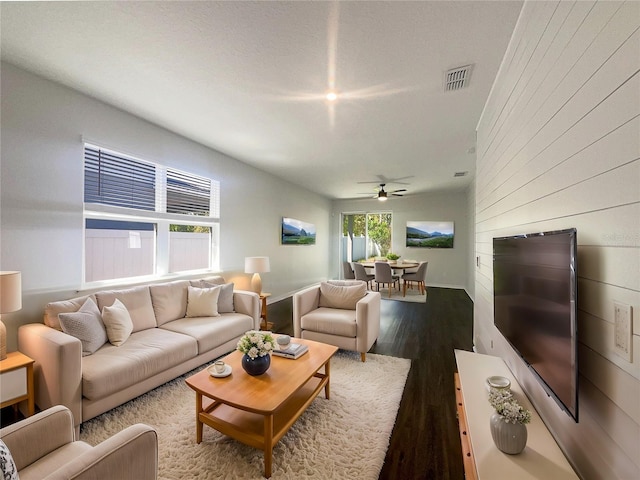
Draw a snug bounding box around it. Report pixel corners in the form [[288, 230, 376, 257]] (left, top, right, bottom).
[[360, 352, 366, 362]]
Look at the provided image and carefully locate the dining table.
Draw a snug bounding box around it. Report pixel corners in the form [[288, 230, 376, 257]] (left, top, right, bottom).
[[359, 260, 419, 272]]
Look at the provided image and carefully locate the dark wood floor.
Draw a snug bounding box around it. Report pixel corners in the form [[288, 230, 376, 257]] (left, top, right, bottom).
[[269, 286, 474, 480], [2, 287, 474, 480]]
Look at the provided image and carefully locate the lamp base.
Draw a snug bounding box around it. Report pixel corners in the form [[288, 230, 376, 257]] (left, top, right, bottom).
[[251, 273, 262, 295], [0, 319, 6, 361]]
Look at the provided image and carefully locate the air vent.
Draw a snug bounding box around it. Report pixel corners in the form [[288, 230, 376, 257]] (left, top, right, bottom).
[[454, 171, 468, 177], [444, 65, 473, 91]]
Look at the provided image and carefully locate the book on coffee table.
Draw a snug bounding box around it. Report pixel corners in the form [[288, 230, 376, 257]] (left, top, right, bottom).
[[272, 342, 309, 359]]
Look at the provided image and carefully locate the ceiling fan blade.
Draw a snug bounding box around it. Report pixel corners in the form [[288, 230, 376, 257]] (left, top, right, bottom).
[[391, 193, 404, 197], [391, 188, 407, 193]]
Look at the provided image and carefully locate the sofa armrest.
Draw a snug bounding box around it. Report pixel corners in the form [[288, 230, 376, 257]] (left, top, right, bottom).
[[44, 424, 158, 480], [233, 290, 261, 330], [355, 291, 381, 352], [18, 323, 83, 429], [0, 405, 75, 471], [292, 285, 321, 337]]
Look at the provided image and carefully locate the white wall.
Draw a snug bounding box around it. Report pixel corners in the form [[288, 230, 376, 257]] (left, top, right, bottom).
[[332, 189, 470, 291], [475, 1, 639, 479], [0, 62, 332, 350]]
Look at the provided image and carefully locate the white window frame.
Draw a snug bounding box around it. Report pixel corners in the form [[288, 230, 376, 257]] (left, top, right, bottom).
[[83, 143, 220, 287]]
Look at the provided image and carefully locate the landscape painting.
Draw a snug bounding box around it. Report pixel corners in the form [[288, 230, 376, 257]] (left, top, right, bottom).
[[282, 217, 316, 245], [406, 221, 454, 248]]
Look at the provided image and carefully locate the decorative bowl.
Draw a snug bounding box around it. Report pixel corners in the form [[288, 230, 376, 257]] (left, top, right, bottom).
[[277, 335, 291, 350], [486, 375, 511, 390]]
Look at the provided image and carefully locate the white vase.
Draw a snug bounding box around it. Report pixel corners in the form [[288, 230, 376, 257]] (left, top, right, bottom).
[[490, 411, 527, 454]]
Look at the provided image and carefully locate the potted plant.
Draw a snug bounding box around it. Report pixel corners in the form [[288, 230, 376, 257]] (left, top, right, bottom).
[[488, 387, 531, 454], [386, 253, 400, 261], [236, 330, 275, 376]]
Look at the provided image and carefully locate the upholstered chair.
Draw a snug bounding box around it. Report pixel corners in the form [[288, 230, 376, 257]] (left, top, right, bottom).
[[374, 261, 400, 298], [402, 261, 428, 296], [293, 280, 381, 362], [0, 405, 158, 480], [342, 261, 356, 279], [352, 262, 374, 289]]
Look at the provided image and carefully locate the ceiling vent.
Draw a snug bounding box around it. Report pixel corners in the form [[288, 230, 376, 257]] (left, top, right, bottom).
[[444, 64, 473, 92], [454, 171, 468, 177]]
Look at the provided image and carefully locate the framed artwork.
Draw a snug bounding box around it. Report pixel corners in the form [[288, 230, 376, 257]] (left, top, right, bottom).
[[281, 217, 316, 245], [406, 221, 454, 248]]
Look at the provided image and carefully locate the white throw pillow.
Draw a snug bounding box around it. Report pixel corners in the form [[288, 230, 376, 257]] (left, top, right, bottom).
[[318, 281, 367, 310], [59, 297, 107, 355], [201, 281, 235, 313], [0, 439, 18, 480], [101, 299, 134, 346], [186, 285, 221, 317]]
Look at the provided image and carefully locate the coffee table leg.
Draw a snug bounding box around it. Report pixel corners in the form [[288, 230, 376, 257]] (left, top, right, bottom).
[[263, 414, 274, 478], [195, 392, 203, 444], [325, 359, 331, 400]]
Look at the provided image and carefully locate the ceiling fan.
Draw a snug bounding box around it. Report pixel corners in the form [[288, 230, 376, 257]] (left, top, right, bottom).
[[366, 184, 407, 201], [357, 175, 413, 186]]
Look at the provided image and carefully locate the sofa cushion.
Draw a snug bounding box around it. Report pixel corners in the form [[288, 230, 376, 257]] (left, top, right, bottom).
[[199, 281, 234, 313], [82, 328, 197, 401], [160, 313, 254, 354], [318, 281, 367, 310], [18, 441, 93, 480], [186, 285, 221, 317], [149, 280, 189, 326], [101, 299, 134, 346], [58, 298, 107, 355], [95, 286, 156, 332], [44, 294, 98, 331], [301, 307, 358, 337]]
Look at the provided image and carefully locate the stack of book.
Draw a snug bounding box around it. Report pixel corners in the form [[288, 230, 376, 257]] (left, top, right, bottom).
[[272, 342, 309, 359]]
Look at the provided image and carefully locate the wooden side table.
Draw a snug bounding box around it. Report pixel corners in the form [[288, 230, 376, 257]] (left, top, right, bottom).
[[259, 293, 273, 331], [0, 351, 35, 417]]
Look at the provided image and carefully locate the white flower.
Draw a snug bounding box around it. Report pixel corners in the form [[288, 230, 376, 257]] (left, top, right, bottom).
[[488, 387, 531, 425], [236, 331, 276, 360]]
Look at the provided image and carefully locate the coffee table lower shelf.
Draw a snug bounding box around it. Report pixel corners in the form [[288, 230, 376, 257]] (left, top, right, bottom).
[[196, 373, 327, 477]]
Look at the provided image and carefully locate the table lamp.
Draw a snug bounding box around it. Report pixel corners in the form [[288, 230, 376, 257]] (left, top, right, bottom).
[[244, 257, 270, 294], [0, 271, 22, 360]]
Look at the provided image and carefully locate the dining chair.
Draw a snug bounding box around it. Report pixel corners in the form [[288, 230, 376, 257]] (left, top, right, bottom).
[[342, 261, 356, 280], [402, 261, 428, 296], [352, 263, 374, 289], [374, 261, 400, 298]]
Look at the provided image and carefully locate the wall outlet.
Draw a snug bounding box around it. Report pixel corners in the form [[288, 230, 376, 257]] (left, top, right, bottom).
[[613, 302, 632, 362]]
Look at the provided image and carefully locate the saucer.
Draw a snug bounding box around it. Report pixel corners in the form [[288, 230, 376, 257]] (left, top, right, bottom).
[[208, 364, 232, 378], [486, 375, 511, 390]]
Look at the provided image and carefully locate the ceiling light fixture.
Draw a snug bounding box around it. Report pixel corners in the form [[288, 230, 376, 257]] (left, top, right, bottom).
[[326, 91, 338, 102], [378, 191, 388, 201]]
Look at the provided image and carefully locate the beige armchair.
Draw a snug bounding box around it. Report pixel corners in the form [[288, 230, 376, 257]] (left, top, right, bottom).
[[0, 405, 158, 480], [293, 280, 381, 362]]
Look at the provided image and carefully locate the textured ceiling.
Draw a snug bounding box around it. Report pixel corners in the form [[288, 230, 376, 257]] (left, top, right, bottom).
[[0, 1, 523, 200]]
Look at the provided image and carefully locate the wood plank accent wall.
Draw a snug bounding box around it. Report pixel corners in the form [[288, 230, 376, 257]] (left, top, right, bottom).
[[474, 1, 639, 479]]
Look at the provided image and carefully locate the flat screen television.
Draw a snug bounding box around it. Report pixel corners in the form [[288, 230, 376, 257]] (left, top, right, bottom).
[[493, 228, 578, 422]]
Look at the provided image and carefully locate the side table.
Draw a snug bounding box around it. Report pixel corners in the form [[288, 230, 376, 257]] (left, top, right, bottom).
[[259, 293, 273, 331], [0, 351, 35, 417]]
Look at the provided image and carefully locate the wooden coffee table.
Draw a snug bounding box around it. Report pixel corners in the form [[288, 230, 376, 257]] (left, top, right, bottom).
[[185, 338, 338, 478]]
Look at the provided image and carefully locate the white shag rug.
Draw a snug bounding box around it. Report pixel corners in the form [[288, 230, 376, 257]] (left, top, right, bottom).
[[373, 287, 427, 303], [80, 351, 410, 479]]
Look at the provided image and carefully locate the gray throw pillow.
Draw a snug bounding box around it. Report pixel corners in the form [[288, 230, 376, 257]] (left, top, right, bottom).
[[59, 298, 108, 356], [201, 281, 235, 313]]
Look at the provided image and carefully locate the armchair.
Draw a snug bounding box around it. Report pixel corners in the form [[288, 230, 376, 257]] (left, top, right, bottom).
[[293, 280, 381, 362], [0, 405, 158, 480]]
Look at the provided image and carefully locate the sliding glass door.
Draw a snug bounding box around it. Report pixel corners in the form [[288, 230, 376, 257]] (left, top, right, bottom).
[[342, 212, 392, 262]]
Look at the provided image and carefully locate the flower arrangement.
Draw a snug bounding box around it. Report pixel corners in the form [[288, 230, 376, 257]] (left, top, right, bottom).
[[488, 387, 532, 425], [237, 330, 275, 360]]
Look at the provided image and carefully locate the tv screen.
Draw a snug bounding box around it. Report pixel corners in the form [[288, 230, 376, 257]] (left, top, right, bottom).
[[493, 228, 578, 422]]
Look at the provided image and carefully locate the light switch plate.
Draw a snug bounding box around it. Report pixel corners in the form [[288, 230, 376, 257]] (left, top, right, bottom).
[[613, 302, 632, 362]]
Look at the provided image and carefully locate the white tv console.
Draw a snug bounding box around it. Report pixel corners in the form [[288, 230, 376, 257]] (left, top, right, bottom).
[[454, 349, 579, 479]]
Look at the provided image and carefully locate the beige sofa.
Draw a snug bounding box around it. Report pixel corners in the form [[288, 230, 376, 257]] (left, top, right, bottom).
[[18, 277, 260, 433], [0, 405, 157, 480]]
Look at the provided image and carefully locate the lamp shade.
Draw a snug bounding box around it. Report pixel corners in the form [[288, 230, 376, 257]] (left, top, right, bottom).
[[0, 271, 22, 314], [244, 257, 270, 274]]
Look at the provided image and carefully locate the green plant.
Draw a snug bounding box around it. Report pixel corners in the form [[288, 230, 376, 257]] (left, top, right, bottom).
[[488, 387, 532, 424], [236, 331, 275, 359], [386, 253, 400, 260]]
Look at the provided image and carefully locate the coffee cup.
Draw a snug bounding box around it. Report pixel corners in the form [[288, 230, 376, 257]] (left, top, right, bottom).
[[214, 360, 226, 374]]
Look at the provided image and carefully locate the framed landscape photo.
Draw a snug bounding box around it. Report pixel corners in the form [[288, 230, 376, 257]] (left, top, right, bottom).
[[281, 217, 316, 245], [406, 221, 454, 248]]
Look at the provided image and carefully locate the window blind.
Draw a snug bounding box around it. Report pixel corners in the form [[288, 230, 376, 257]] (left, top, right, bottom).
[[166, 168, 211, 216]]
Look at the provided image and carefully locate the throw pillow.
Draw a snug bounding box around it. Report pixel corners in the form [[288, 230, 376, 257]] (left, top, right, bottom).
[[0, 439, 19, 480], [201, 281, 235, 313], [318, 281, 367, 310], [186, 285, 221, 317], [59, 298, 107, 356], [101, 299, 134, 346]]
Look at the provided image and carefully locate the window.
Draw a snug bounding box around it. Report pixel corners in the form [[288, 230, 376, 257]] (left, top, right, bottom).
[[342, 212, 392, 262], [83, 144, 220, 284]]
